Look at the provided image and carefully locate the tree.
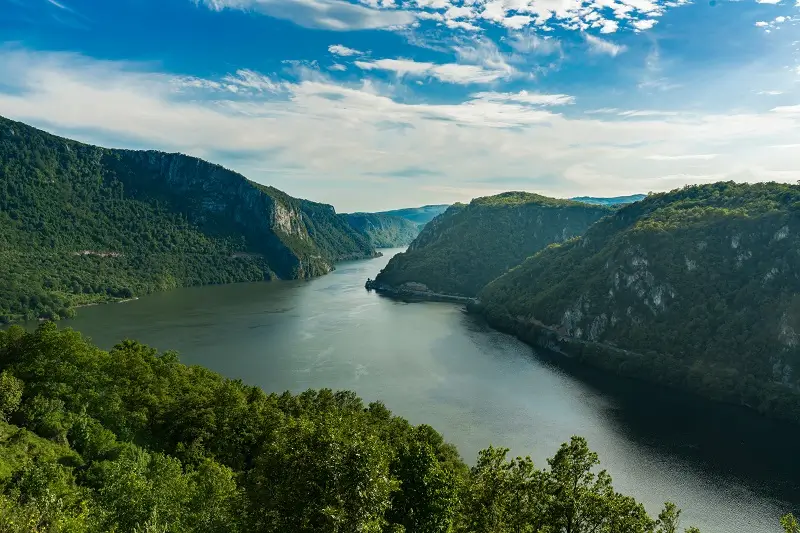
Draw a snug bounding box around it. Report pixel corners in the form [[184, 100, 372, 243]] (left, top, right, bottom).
[[247, 414, 396, 533], [387, 440, 458, 533], [543, 436, 653, 533], [0, 370, 23, 421], [783, 514, 799, 533]]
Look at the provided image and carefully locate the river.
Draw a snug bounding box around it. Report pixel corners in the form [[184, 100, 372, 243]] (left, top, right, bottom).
[[45, 248, 799, 532]]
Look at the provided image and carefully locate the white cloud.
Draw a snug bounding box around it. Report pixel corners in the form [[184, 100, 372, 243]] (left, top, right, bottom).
[[619, 110, 680, 117], [758, 90, 784, 95], [755, 21, 769, 27], [3, 49, 799, 210], [328, 44, 363, 57], [222, 69, 281, 93], [354, 58, 510, 83], [503, 15, 534, 29], [755, 0, 782, 3], [646, 154, 718, 160], [329, 64, 347, 71], [772, 105, 800, 113], [195, 0, 415, 30], [199, 0, 686, 35], [632, 19, 657, 31], [46, 0, 70, 10], [585, 34, 627, 56], [472, 91, 575, 106], [506, 32, 561, 55], [599, 20, 620, 33]]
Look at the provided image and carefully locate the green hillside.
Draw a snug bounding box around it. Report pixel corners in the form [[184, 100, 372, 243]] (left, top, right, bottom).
[[343, 212, 420, 247], [372, 193, 614, 297], [0, 322, 723, 532], [375, 204, 450, 228], [0, 116, 377, 323], [477, 182, 800, 422]]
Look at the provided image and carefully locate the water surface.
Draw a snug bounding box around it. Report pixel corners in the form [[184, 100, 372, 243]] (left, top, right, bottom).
[[51, 249, 800, 532]]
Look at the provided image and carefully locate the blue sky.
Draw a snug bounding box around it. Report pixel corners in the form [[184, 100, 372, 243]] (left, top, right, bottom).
[[1, 0, 799, 211]]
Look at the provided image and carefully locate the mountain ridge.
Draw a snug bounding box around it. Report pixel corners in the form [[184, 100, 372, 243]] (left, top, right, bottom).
[[475, 181, 800, 422], [0, 116, 377, 322], [370, 192, 614, 298]]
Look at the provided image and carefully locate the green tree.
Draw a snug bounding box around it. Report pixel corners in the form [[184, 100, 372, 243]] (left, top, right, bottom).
[[782, 514, 799, 533], [387, 440, 459, 533], [0, 371, 23, 421], [247, 414, 396, 533]]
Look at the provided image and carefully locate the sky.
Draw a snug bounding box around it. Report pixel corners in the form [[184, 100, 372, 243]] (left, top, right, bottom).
[[0, 0, 799, 211]]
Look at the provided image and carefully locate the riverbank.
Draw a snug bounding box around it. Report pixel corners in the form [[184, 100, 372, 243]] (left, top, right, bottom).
[[468, 302, 800, 426], [365, 279, 476, 304]]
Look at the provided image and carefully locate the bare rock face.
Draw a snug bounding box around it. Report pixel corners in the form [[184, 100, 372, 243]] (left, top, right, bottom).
[[109, 150, 375, 279]]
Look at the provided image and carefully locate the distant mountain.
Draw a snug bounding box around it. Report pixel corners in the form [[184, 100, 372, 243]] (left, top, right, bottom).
[[369, 192, 613, 299], [0, 116, 377, 323], [476, 182, 800, 422], [375, 205, 450, 228], [571, 194, 647, 206], [343, 213, 420, 248]]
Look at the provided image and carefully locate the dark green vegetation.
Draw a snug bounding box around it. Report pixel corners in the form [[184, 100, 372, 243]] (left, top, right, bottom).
[[0, 116, 377, 324], [477, 182, 800, 423], [571, 195, 647, 206], [375, 205, 450, 229], [373, 193, 613, 297], [344, 213, 420, 248], [0, 322, 738, 533]]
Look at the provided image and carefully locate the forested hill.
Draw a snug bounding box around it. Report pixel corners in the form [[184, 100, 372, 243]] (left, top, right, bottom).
[[343, 212, 420, 247], [572, 194, 647, 206], [0, 116, 377, 323], [371, 192, 614, 298], [476, 182, 800, 423], [375, 204, 450, 228], [0, 322, 724, 532]]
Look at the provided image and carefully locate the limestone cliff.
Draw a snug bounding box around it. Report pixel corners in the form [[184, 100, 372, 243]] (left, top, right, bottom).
[[477, 182, 800, 422], [0, 115, 376, 322]]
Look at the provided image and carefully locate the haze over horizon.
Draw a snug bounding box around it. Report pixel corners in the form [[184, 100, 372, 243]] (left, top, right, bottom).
[[1, 0, 799, 212]]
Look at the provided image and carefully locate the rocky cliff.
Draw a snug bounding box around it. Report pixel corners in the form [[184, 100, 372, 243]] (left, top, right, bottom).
[[476, 182, 800, 422], [372, 193, 613, 298]]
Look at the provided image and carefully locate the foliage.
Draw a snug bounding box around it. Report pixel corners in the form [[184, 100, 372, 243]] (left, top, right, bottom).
[[344, 213, 421, 248], [0, 372, 22, 421], [0, 116, 377, 323], [0, 322, 720, 532], [374, 193, 613, 297], [478, 181, 800, 422]]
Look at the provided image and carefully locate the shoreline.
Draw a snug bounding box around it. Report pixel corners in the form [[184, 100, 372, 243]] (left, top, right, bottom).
[[468, 303, 800, 426], [365, 279, 476, 304]]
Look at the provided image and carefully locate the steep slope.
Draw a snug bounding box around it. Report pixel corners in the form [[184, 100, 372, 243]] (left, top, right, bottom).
[[375, 204, 450, 228], [477, 182, 800, 422], [571, 194, 646, 206], [0, 116, 376, 322], [370, 193, 613, 298], [343, 212, 420, 247]]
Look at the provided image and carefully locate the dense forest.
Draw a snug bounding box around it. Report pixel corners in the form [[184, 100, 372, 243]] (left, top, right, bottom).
[[0, 116, 378, 324], [476, 182, 800, 423], [10, 322, 794, 532], [373, 193, 613, 297], [343, 213, 421, 248]]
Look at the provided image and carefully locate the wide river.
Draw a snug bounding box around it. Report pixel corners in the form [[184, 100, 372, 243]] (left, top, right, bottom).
[[46, 249, 799, 532]]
